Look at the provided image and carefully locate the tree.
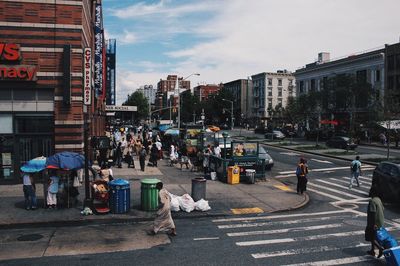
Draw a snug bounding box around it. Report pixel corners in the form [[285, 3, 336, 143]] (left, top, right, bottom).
[[122, 91, 149, 121]]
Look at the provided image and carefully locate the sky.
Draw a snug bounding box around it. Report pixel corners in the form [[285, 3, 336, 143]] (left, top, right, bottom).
[[103, 0, 400, 104]]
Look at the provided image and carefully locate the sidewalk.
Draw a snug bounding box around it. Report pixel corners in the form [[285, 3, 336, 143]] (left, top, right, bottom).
[[0, 159, 308, 228]]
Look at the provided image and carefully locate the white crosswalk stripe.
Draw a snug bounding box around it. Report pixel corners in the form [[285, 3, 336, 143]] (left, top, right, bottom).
[[212, 209, 399, 265]]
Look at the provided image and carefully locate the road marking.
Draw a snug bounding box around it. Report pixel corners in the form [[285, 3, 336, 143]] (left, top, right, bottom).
[[218, 216, 348, 229], [231, 207, 264, 215], [310, 159, 333, 164], [227, 224, 342, 237], [341, 175, 372, 182], [281, 255, 378, 266], [275, 174, 297, 178], [307, 187, 348, 201], [329, 178, 371, 193], [280, 152, 300, 156], [236, 227, 398, 246], [193, 237, 220, 241], [252, 243, 369, 259], [237, 229, 392, 246], [212, 209, 350, 223], [308, 182, 363, 199], [274, 184, 293, 191], [279, 166, 374, 175], [315, 179, 369, 196]]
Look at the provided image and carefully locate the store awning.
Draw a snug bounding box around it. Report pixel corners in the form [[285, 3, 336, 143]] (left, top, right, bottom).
[[378, 120, 400, 129]]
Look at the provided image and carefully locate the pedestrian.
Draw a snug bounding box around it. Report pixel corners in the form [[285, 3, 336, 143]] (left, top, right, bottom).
[[139, 145, 147, 171], [125, 144, 135, 168], [22, 172, 37, 210], [349, 155, 362, 189], [214, 144, 221, 158], [150, 143, 159, 167], [115, 142, 123, 168], [47, 170, 59, 209], [100, 164, 113, 182], [365, 186, 384, 258], [155, 138, 163, 160], [149, 182, 176, 236], [203, 145, 212, 175], [379, 132, 387, 145], [296, 157, 309, 195], [170, 144, 177, 166]]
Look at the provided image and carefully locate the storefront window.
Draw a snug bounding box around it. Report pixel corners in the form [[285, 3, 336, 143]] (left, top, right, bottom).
[[15, 116, 53, 134], [0, 114, 13, 134], [0, 88, 12, 100], [0, 136, 14, 180], [13, 89, 35, 100]]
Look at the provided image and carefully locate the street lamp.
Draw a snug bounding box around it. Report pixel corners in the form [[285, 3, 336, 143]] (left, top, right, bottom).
[[222, 99, 234, 130], [222, 131, 228, 160], [177, 73, 200, 130]]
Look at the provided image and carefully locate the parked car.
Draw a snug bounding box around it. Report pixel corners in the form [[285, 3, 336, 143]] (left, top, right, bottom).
[[372, 162, 400, 203], [265, 130, 286, 140], [258, 146, 274, 170], [325, 136, 357, 149]]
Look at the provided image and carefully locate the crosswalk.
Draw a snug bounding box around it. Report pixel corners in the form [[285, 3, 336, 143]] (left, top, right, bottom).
[[209, 166, 400, 265], [212, 209, 399, 265]]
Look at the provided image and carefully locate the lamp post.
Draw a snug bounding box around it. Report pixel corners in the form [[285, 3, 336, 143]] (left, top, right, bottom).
[[222, 131, 228, 160], [222, 99, 234, 130], [177, 73, 200, 130]]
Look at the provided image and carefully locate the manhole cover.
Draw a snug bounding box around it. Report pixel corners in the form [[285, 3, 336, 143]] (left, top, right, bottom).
[[17, 234, 43, 241]]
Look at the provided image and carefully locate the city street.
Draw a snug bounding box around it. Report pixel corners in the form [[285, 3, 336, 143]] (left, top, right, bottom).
[[1, 131, 399, 265]]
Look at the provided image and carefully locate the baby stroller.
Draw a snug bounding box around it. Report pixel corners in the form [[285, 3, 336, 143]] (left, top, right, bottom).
[[92, 180, 110, 214]]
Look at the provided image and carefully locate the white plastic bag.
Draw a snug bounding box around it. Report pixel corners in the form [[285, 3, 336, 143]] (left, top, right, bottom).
[[194, 199, 211, 211], [168, 192, 180, 212], [178, 193, 195, 213]]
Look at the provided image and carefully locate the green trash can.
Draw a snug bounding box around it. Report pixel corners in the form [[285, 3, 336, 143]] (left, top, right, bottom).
[[141, 178, 161, 211]]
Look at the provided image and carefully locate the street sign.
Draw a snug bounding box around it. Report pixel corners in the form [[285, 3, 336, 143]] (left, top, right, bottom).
[[105, 105, 137, 112]]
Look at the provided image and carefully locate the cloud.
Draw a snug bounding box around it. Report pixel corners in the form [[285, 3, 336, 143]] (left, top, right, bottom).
[[110, 0, 219, 19], [111, 0, 400, 103]]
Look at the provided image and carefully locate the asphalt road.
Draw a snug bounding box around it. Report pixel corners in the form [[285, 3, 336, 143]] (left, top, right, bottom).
[[2, 131, 400, 265]]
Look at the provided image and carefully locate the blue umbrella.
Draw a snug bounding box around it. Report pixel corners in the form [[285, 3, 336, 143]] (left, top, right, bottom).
[[20, 156, 47, 173], [46, 151, 85, 170]]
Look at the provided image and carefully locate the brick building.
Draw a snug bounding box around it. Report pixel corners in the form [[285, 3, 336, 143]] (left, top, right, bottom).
[[0, 0, 106, 183], [193, 84, 222, 102], [156, 75, 190, 119]]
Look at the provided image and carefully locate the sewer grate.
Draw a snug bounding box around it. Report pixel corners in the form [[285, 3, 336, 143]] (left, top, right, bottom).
[[17, 234, 43, 241]]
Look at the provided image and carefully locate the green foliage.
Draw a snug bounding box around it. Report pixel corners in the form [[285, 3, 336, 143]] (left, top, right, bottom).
[[122, 91, 149, 120]]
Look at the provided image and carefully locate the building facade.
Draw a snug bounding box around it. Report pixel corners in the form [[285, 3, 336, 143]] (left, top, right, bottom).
[[193, 84, 221, 102], [223, 79, 252, 121], [0, 0, 106, 183], [385, 43, 400, 109], [106, 39, 116, 106], [156, 75, 190, 119], [295, 49, 385, 130], [137, 85, 156, 105], [251, 71, 295, 120]]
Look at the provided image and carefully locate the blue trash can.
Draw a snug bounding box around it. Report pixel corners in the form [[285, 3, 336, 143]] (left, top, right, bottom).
[[109, 179, 130, 214]]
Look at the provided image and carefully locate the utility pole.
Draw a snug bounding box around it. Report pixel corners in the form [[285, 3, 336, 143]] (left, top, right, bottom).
[[176, 73, 200, 130], [222, 99, 234, 130]]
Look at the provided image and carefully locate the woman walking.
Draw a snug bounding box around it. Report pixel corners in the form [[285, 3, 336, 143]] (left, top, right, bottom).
[[296, 157, 309, 195], [149, 182, 176, 236]]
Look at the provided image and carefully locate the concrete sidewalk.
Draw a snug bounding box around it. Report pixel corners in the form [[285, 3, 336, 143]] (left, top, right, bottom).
[[0, 159, 308, 228]]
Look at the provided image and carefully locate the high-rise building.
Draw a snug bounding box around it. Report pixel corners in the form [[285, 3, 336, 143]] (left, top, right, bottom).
[[106, 39, 116, 106]]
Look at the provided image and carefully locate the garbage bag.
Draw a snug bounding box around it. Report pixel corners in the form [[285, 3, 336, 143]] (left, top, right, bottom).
[[178, 193, 195, 213], [168, 192, 180, 212], [194, 199, 211, 212]]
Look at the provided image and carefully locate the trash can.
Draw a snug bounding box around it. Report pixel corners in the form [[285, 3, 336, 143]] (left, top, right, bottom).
[[227, 165, 240, 184], [191, 177, 206, 202], [245, 169, 256, 184], [141, 178, 161, 211], [109, 179, 130, 214]]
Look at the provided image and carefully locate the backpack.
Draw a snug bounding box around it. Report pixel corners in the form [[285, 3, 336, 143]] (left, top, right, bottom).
[[351, 162, 358, 172], [296, 164, 302, 176]]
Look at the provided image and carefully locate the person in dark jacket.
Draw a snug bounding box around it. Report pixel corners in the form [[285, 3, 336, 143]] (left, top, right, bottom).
[[150, 143, 159, 167], [296, 157, 309, 194], [116, 142, 123, 168], [139, 145, 147, 171], [365, 186, 384, 258]]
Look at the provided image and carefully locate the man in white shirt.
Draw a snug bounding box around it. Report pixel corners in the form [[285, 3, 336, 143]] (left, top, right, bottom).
[[214, 145, 221, 158]]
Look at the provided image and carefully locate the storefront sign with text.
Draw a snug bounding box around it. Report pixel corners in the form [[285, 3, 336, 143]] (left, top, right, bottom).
[[0, 43, 37, 81], [83, 48, 91, 105]]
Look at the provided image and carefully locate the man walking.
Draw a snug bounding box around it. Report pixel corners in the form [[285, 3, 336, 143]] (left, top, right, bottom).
[[349, 156, 362, 189]]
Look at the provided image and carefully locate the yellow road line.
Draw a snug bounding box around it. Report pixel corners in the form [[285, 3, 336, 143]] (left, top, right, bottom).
[[231, 207, 264, 215], [274, 184, 293, 192]]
